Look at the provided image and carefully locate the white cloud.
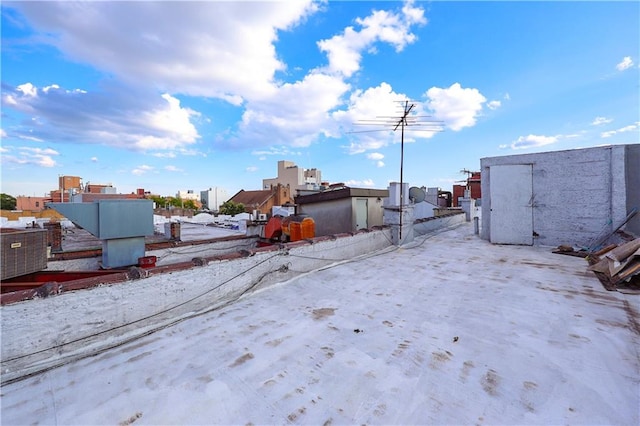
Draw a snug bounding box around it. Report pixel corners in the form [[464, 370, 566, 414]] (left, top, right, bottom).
[[617, 125, 637, 132], [12, 1, 319, 102], [90, 157, 98, 162], [132, 165, 154, 175], [1, 146, 60, 167], [1, 129, 8, 138], [333, 83, 434, 154], [136, 94, 200, 150], [18, 135, 44, 142], [17, 83, 37, 97], [3, 95, 18, 106], [246, 166, 258, 173], [425, 83, 486, 131], [164, 165, 183, 172], [2, 82, 201, 152], [509, 134, 558, 150], [20, 147, 59, 156], [591, 116, 613, 126], [616, 56, 633, 71], [600, 122, 639, 138], [4, 2, 431, 157], [42, 84, 61, 93], [36, 156, 56, 167], [317, 1, 426, 78], [345, 179, 375, 188], [486, 100, 501, 110], [504, 93, 511, 101], [235, 72, 350, 148], [366, 152, 385, 167]]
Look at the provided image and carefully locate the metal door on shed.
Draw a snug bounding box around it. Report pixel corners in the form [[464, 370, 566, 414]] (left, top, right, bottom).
[[355, 198, 368, 230], [490, 164, 533, 245]]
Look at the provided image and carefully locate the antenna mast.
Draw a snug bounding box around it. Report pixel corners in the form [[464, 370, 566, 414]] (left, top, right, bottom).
[[351, 100, 444, 243]]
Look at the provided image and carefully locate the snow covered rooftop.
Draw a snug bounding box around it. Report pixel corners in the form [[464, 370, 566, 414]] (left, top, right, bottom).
[[2, 223, 639, 424]]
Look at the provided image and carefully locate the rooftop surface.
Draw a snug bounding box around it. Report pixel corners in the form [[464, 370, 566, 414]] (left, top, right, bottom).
[[1, 223, 639, 425]]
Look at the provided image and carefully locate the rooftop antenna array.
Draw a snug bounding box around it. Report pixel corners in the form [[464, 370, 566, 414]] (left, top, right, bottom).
[[350, 100, 443, 241], [460, 168, 473, 189]]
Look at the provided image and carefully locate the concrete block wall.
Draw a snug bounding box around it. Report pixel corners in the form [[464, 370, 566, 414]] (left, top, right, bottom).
[[481, 145, 635, 247], [624, 144, 640, 236]]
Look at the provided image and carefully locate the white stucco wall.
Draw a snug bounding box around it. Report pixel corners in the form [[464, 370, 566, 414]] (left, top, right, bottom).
[[412, 200, 439, 219]]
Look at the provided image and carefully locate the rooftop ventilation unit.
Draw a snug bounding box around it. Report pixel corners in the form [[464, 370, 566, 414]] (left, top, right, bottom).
[[47, 199, 154, 269]]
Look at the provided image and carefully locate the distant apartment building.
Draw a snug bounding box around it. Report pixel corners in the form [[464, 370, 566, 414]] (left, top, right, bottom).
[[176, 190, 200, 202], [85, 182, 116, 194], [200, 187, 229, 212], [49, 175, 83, 202], [59, 175, 82, 191], [262, 160, 322, 195]]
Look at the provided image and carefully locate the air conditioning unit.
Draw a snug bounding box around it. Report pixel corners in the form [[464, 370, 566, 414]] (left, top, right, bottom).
[[258, 214, 268, 221], [1, 229, 48, 280]]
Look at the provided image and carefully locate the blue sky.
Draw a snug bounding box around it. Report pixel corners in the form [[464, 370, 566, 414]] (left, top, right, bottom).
[[1, 1, 638, 198]]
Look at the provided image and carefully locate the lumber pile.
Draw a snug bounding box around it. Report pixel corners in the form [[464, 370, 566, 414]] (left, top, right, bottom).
[[587, 239, 640, 292]]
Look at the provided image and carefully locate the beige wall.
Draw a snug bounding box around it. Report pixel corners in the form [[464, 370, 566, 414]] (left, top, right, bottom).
[[0, 209, 64, 220]]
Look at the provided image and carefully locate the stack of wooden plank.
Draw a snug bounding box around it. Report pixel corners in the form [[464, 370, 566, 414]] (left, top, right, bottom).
[[588, 238, 640, 292]]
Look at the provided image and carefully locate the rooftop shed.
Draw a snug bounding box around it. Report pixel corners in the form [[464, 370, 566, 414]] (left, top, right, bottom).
[[295, 187, 388, 236], [480, 144, 639, 247]]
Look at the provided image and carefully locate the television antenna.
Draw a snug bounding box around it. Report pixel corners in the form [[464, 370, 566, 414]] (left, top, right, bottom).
[[350, 100, 444, 241], [459, 168, 479, 189]]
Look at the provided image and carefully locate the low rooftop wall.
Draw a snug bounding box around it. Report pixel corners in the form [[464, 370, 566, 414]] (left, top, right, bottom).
[[414, 211, 466, 235], [1, 228, 393, 384]]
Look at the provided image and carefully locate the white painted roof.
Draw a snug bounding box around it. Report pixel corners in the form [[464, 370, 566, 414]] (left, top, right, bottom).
[[2, 223, 638, 425]]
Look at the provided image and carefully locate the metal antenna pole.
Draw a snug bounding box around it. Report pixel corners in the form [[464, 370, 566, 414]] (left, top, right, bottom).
[[348, 100, 444, 244], [394, 101, 414, 242]]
